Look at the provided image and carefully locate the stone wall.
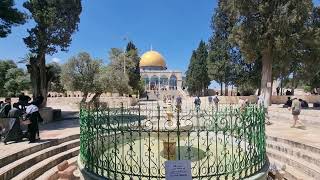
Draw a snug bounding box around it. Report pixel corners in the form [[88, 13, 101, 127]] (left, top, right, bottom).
[[271, 95, 320, 104], [196, 96, 258, 104], [192, 95, 320, 104]]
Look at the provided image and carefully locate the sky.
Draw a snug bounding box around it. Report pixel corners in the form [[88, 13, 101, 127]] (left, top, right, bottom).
[[0, 0, 217, 71], [1, 0, 320, 89]]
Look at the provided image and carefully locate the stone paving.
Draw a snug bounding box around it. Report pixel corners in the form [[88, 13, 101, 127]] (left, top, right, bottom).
[[1, 103, 320, 165], [0, 118, 80, 161], [266, 118, 320, 149]]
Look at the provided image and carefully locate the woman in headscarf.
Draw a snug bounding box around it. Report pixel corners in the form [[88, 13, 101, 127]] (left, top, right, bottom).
[[3, 103, 24, 144]]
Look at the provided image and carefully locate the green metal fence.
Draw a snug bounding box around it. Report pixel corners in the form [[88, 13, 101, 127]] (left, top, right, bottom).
[[79, 103, 266, 179]]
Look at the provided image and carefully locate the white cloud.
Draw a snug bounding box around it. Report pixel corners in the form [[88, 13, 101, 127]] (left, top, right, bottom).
[[51, 57, 61, 63]]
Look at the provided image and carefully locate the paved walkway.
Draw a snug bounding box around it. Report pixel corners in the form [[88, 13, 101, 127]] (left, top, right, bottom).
[[266, 119, 320, 149], [1, 104, 320, 162], [0, 118, 80, 160]]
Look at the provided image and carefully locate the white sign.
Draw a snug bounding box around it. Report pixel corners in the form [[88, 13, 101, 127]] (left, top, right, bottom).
[[165, 160, 192, 180], [267, 82, 272, 88]]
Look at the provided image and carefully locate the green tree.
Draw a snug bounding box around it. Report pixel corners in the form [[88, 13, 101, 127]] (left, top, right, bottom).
[[126, 41, 142, 94], [208, 2, 237, 95], [23, 0, 82, 106], [61, 52, 101, 103], [4, 68, 30, 97], [185, 51, 198, 95], [108, 48, 132, 94], [0, 0, 26, 38], [225, 0, 313, 107], [47, 62, 65, 93], [186, 41, 210, 96], [0, 60, 17, 96]]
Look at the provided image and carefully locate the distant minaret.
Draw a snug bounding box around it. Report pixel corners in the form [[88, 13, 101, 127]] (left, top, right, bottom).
[[150, 44, 153, 51]]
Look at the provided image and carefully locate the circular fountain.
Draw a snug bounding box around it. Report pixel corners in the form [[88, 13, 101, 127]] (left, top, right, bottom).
[[78, 103, 269, 179]]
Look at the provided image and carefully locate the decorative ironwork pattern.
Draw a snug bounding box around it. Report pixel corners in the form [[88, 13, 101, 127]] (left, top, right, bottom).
[[80, 103, 266, 179]]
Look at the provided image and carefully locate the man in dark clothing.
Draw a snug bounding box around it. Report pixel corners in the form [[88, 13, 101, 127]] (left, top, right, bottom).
[[283, 97, 292, 108], [276, 87, 280, 96], [299, 99, 309, 108], [194, 96, 201, 111], [176, 95, 182, 112], [18, 93, 31, 110], [27, 97, 44, 143]]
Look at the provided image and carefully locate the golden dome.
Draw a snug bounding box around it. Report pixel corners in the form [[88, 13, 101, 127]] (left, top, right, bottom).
[[140, 50, 166, 68]]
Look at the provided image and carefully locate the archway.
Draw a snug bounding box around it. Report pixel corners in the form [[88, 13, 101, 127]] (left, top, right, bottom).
[[143, 75, 149, 90], [169, 75, 177, 90], [150, 75, 159, 90], [160, 75, 168, 90]]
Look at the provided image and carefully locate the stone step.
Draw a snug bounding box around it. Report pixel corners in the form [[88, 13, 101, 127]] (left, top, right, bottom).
[[11, 146, 80, 180], [266, 135, 320, 154], [267, 148, 320, 179], [0, 139, 80, 180], [36, 156, 78, 180], [0, 134, 80, 169], [268, 156, 311, 180], [266, 140, 320, 167]]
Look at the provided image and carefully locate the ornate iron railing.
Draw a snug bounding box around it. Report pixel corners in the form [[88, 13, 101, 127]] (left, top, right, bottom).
[[79, 102, 266, 179]]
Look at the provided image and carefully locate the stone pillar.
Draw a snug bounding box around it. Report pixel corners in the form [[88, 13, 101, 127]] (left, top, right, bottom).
[[39, 107, 53, 123]]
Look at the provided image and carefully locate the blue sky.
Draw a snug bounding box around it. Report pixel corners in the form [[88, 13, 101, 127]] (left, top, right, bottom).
[[0, 0, 217, 71], [1, 0, 320, 89]]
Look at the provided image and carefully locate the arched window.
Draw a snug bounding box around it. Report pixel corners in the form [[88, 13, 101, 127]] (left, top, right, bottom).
[[150, 75, 159, 90], [160, 75, 168, 87], [169, 75, 177, 89], [143, 75, 149, 85]]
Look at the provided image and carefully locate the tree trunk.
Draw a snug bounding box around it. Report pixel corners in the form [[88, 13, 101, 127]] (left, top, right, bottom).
[[220, 82, 223, 96], [81, 92, 89, 103], [224, 83, 228, 96], [231, 85, 233, 96], [90, 92, 102, 103], [280, 76, 283, 95], [261, 48, 273, 108], [39, 54, 48, 107], [28, 52, 48, 108], [291, 73, 295, 95], [28, 58, 40, 100]]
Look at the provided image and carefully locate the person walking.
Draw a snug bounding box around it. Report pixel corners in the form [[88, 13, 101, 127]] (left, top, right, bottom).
[[194, 96, 201, 112], [208, 96, 213, 106], [276, 87, 280, 96], [213, 92, 220, 111], [176, 95, 182, 112], [289, 97, 304, 128]]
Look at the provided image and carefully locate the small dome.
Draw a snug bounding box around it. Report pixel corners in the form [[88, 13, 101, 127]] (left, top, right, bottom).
[[140, 50, 166, 69]]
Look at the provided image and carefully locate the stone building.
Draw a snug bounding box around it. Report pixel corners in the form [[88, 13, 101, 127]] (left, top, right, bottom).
[[140, 50, 183, 90]]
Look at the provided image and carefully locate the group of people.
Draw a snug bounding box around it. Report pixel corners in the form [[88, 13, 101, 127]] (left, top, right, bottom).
[[284, 97, 309, 108], [194, 92, 220, 111], [0, 94, 44, 144], [276, 87, 294, 96]]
